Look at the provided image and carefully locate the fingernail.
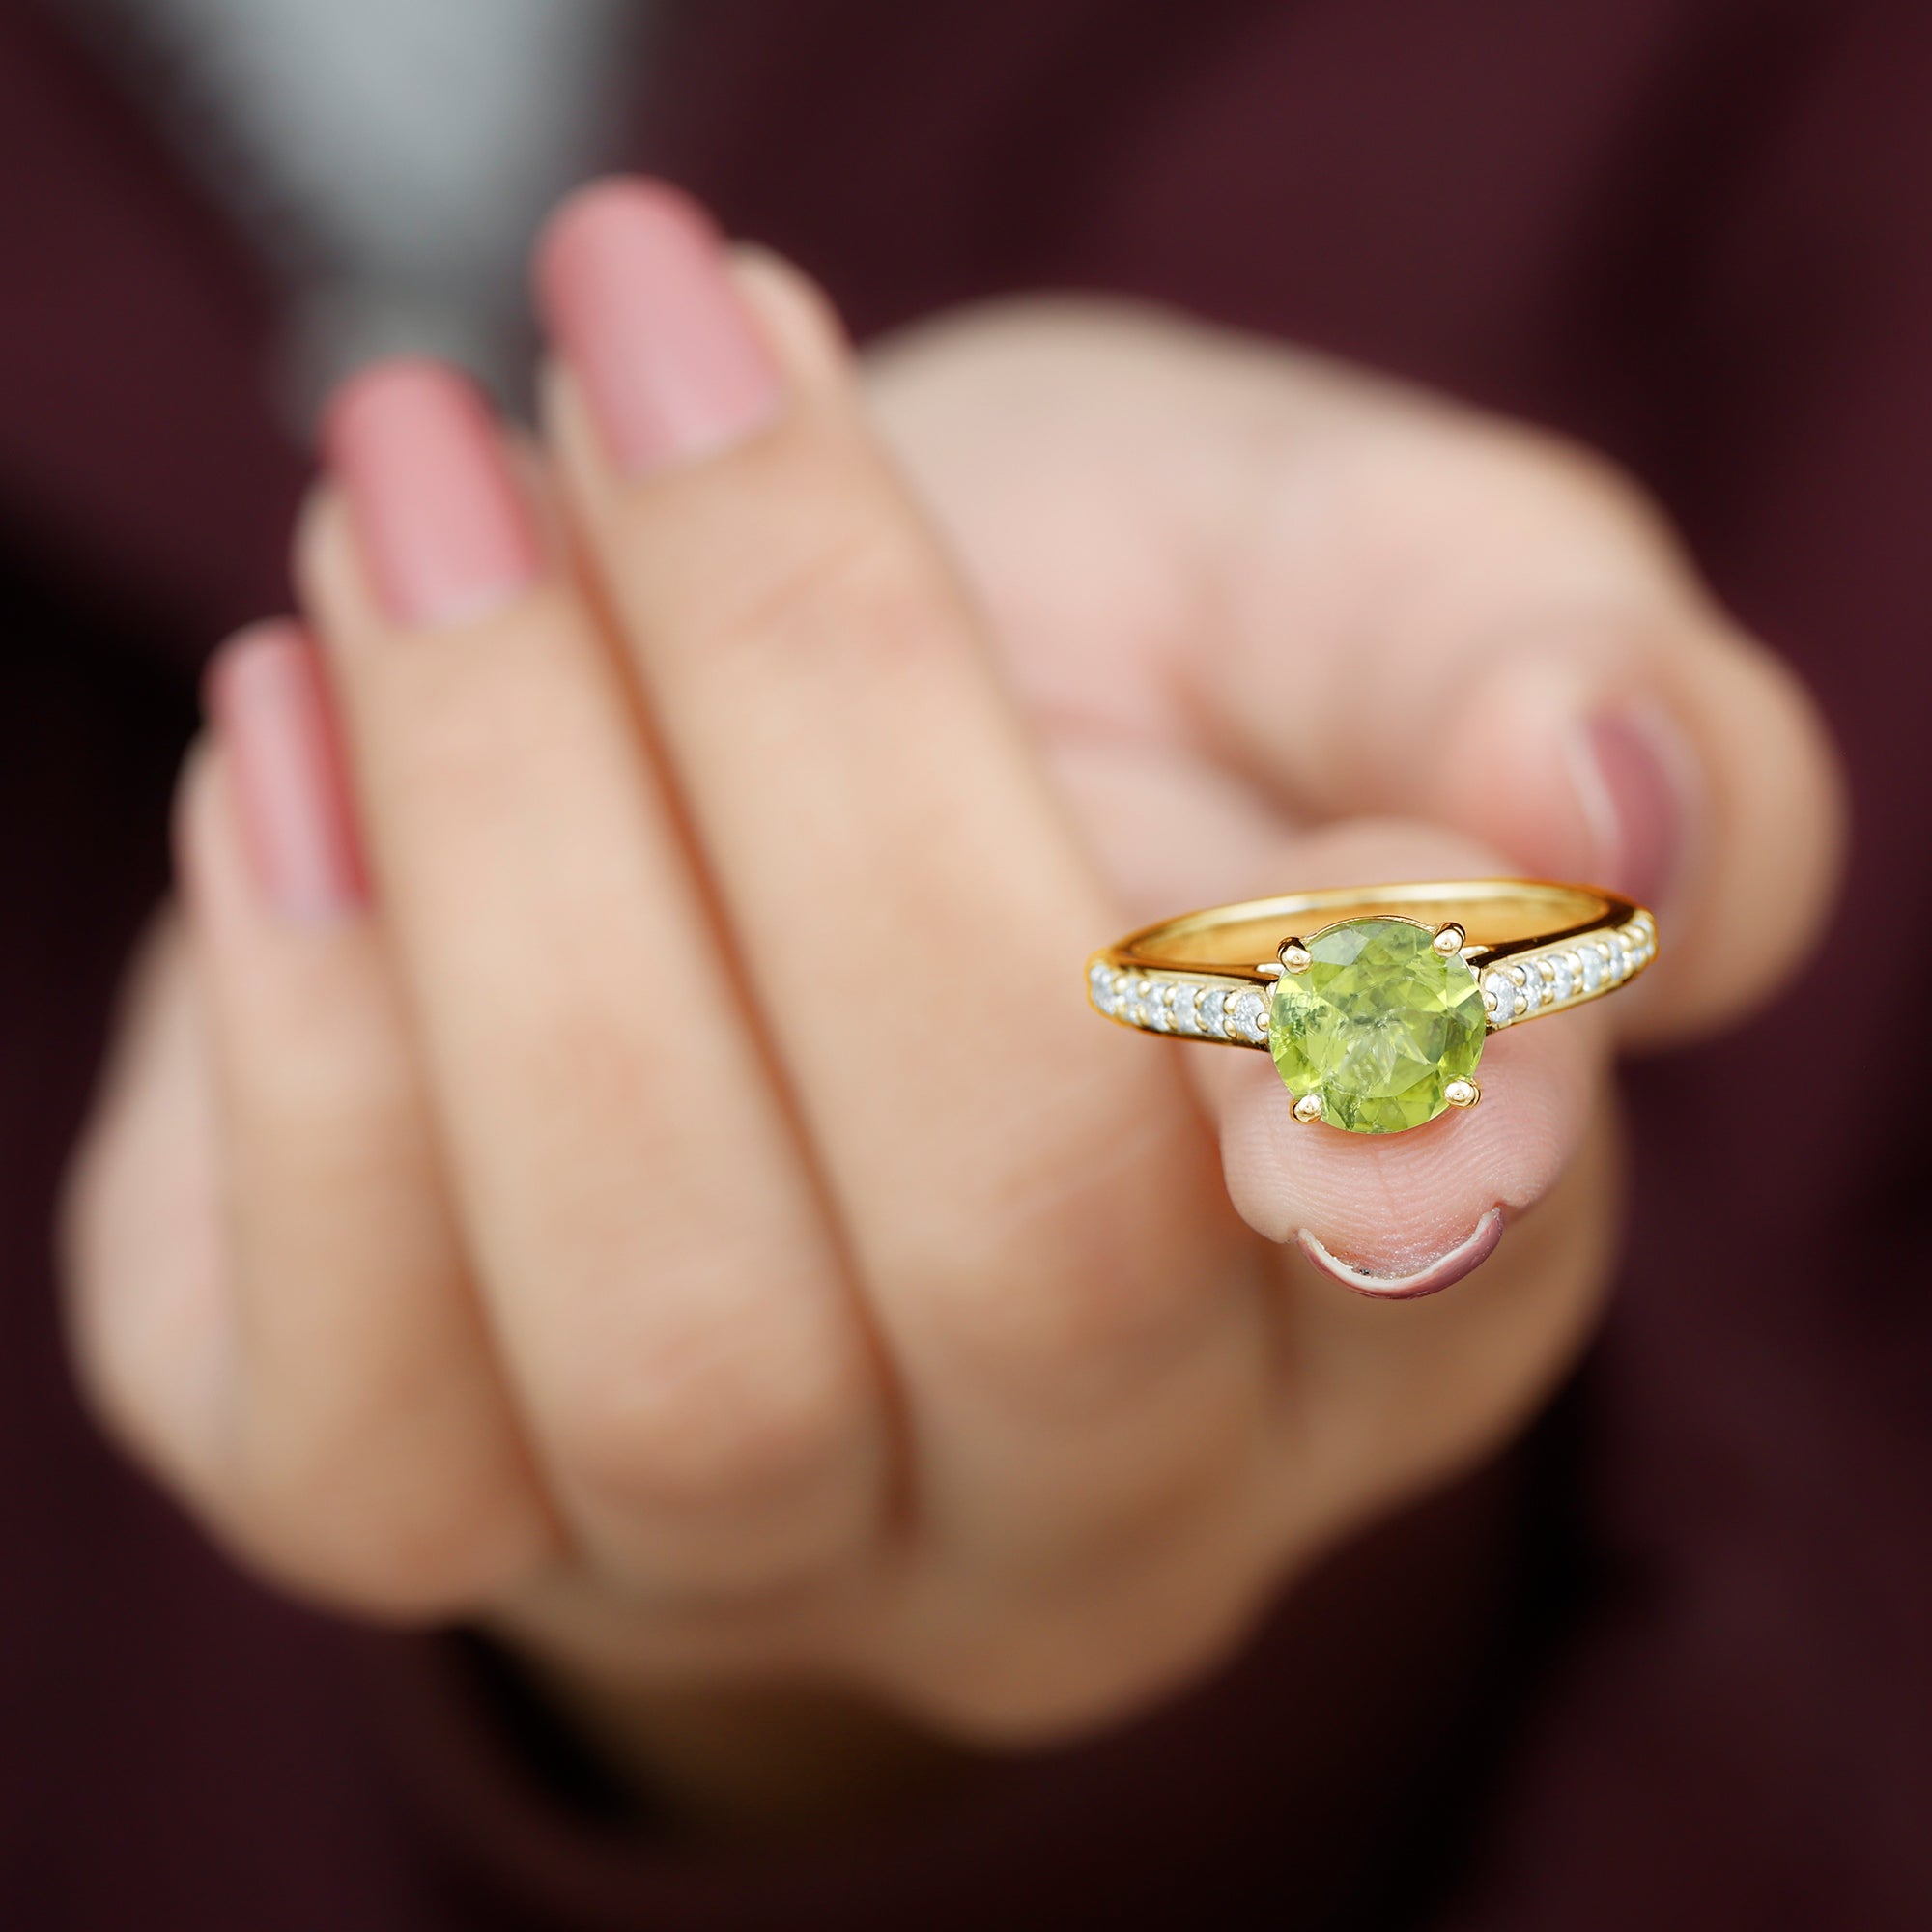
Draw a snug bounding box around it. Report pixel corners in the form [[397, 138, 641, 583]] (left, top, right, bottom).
[[205, 621, 368, 923], [1296, 1208, 1505, 1301], [1570, 704, 1694, 912], [536, 177, 781, 476], [324, 360, 541, 628]]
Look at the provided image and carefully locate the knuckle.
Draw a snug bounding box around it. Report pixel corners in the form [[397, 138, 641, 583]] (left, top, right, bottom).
[[377, 668, 529, 814], [360, 620, 578, 828], [549, 1303, 864, 1525], [58, 1101, 228, 1479], [236, 1011, 419, 1143], [691, 501, 961, 686], [1454, 417, 1678, 566], [246, 1514, 535, 1624], [493, 996, 663, 1138], [902, 1167, 1220, 1403], [235, 1428, 549, 1621]]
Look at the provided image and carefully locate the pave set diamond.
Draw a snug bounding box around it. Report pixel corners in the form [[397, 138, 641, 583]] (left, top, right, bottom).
[[1088, 910, 1655, 1045], [1087, 966, 1274, 1043], [1474, 909, 1656, 1028]]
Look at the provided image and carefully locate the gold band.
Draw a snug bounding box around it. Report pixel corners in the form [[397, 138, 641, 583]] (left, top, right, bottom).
[[1087, 880, 1656, 1133]]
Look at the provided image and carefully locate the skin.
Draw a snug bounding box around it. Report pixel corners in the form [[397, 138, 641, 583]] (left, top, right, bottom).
[[59, 210, 1842, 1836]]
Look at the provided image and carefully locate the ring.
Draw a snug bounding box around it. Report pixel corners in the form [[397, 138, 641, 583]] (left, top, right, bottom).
[[1087, 880, 1656, 1134]]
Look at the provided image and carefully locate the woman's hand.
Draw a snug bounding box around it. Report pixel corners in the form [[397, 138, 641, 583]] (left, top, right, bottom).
[[61, 183, 1841, 1825]]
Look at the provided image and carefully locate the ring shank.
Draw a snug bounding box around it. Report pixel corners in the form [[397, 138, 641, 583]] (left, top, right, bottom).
[[1088, 878, 1656, 1050], [1112, 879, 1635, 975]]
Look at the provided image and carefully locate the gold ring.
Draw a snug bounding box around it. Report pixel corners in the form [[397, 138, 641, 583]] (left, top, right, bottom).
[[1088, 880, 1656, 1134]]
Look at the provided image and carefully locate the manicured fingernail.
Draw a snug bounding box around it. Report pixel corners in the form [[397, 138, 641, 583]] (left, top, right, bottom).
[[324, 360, 541, 628], [1570, 704, 1694, 912], [1296, 1208, 1505, 1300], [205, 621, 367, 923], [536, 177, 781, 476]]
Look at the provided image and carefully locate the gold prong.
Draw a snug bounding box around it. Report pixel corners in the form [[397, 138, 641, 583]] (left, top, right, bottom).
[[1444, 1078, 1481, 1109], [1278, 938, 1312, 974], [1292, 1092, 1324, 1124], [1432, 922, 1466, 955], [1255, 962, 1285, 979]]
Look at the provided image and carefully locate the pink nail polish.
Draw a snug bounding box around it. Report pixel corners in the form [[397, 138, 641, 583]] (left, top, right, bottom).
[[1572, 705, 1693, 911], [535, 177, 781, 476], [324, 360, 541, 628], [1296, 1208, 1506, 1300], [205, 621, 368, 923]]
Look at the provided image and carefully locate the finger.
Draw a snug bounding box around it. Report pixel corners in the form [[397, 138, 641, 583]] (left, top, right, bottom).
[[298, 363, 884, 1597], [534, 181, 1264, 1553], [1186, 376, 1845, 1038], [1272, 1090, 1622, 1565], [1206, 818, 1610, 1285], [61, 911, 233, 1501], [75, 629, 556, 1616]]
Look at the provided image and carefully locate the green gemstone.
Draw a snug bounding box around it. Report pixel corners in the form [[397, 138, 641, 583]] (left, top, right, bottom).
[[1267, 917, 1485, 1134]]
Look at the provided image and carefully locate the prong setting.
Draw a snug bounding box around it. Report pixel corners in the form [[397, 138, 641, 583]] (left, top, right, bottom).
[[1089, 894, 1656, 1130]]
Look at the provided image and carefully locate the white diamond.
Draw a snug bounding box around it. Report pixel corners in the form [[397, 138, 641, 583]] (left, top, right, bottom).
[[1142, 980, 1170, 1030], [1168, 985, 1200, 1034], [1090, 962, 1117, 1013], [1605, 933, 1629, 982], [1579, 946, 1604, 994], [1196, 988, 1228, 1037], [1229, 989, 1268, 1042], [1548, 952, 1576, 1002], [1484, 970, 1516, 1026], [1518, 966, 1541, 1015]]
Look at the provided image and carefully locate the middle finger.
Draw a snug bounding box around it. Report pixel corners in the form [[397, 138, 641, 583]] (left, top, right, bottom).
[[536, 182, 1265, 1562]]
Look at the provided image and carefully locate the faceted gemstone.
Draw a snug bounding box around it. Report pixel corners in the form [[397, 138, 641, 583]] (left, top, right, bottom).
[[1267, 917, 1486, 1134]]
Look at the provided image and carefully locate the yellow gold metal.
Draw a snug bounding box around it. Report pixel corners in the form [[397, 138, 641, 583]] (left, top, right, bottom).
[[1444, 1078, 1482, 1109], [1087, 879, 1656, 1055], [1292, 1093, 1325, 1123]]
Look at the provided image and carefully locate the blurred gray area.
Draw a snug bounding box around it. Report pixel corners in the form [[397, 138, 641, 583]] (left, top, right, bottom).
[[71, 0, 646, 417]]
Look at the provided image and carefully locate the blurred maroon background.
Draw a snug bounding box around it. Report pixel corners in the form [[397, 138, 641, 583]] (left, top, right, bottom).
[[2, 1, 1927, 1925]]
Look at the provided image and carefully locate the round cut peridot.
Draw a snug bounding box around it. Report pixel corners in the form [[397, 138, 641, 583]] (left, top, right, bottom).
[[1267, 917, 1485, 1134]]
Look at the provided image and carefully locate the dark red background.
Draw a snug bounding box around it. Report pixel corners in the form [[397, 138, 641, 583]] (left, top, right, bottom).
[[2, 1, 1927, 1924]]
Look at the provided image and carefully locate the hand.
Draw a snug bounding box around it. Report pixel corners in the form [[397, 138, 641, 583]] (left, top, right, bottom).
[[61, 182, 1841, 1828]]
